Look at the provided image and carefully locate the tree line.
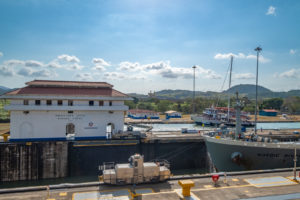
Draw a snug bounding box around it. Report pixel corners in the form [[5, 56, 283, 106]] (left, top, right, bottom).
[[125, 96, 300, 114]]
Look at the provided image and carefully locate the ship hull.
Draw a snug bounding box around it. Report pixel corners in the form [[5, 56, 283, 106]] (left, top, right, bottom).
[[204, 136, 300, 172]]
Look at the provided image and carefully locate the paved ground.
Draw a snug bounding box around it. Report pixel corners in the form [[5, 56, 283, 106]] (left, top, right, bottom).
[[1, 171, 300, 200]]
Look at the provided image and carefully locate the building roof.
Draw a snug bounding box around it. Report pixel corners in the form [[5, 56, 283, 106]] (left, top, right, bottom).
[[165, 110, 180, 114], [3, 80, 129, 98], [262, 109, 278, 112], [26, 80, 113, 88]]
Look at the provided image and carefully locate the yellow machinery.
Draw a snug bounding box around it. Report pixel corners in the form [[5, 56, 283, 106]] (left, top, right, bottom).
[[99, 154, 171, 185]]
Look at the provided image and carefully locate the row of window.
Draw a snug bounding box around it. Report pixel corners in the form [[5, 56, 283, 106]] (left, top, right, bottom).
[[23, 100, 113, 106], [23, 110, 115, 115]]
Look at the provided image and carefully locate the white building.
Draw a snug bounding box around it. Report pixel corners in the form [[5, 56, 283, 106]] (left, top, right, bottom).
[[1, 80, 132, 141], [127, 109, 160, 119], [165, 110, 182, 119]]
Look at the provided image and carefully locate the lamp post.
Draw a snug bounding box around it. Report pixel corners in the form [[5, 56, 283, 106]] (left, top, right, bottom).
[[192, 66, 196, 114], [254, 47, 262, 135]]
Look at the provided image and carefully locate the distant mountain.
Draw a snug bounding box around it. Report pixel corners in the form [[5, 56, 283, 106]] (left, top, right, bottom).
[[127, 93, 148, 99], [225, 84, 272, 94], [127, 84, 300, 100], [0, 86, 10, 90], [0, 89, 8, 95], [0, 86, 13, 95]]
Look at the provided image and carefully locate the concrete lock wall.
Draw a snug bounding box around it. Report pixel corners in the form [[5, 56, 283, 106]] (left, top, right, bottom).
[[0, 140, 209, 182], [0, 142, 68, 181]]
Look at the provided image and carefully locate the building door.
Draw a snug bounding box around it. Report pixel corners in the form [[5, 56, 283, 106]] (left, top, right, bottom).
[[106, 123, 115, 139], [66, 123, 75, 136]]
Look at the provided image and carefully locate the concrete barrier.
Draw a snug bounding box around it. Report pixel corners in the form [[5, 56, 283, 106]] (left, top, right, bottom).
[[1, 167, 300, 194]]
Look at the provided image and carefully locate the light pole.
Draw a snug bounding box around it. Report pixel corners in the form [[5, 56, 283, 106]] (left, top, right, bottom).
[[192, 66, 196, 114], [254, 47, 262, 135]]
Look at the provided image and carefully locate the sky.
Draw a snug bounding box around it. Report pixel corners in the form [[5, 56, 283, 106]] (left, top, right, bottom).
[[0, 0, 300, 94]]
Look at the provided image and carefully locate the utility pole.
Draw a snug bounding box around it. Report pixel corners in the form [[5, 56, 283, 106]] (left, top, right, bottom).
[[192, 66, 196, 114], [254, 46, 262, 135], [293, 146, 297, 181]]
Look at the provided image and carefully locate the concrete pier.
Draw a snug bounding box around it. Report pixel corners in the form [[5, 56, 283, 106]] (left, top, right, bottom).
[[0, 170, 300, 199]]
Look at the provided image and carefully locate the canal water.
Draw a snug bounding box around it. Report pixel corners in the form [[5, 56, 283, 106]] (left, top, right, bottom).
[[130, 122, 300, 132]]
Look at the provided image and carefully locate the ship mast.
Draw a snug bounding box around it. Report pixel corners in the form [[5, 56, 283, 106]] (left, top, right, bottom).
[[227, 56, 233, 122], [235, 92, 242, 139], [254, 47, 262, 135]]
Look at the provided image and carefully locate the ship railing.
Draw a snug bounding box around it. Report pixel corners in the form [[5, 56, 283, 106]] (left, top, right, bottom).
[[99, 162, 115, 171]]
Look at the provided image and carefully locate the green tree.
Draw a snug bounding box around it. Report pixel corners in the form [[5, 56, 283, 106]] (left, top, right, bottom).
[[261, 98, 283, 110], [124, 100, 137, 109], [157, 100, 172, 112]]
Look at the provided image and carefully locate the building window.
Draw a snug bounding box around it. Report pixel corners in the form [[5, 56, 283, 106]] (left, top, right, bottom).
[[109, 111, 114, 114], [68, 100, 73, 106], [46, 100, 52, 105], [23, 100, 29, 105], [35, 100, 41, 105], [99, 101, 104, 106], [109, 101, 112, 106], [68, 111, 74, 114], [89, 101, 94, 106], [57, 100, 63, 106], [23, 111, 29, 114]]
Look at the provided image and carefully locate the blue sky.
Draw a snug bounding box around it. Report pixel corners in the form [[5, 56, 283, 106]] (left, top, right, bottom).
[[0, 0, 300, 94]]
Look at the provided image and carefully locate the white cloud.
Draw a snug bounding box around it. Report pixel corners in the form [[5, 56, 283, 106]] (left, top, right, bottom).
[[68, 63, 84, 70], [142, 61, 193, 79], [103, 71, 145, 80], [266, 6, 276, 16], [91, 58, 110, 71], [93, 65, 106, 71], [57, 54, 80, 63], [4, 59, 25, 66], [214, 52, 270, 63], [0, 65, 14, 76], [47, 62, 63, 68], [104, 72, 126, 80], [75, 73, 94, 81], [93, 58, 110, 66], [17, 67, 56, 78], [143, 61, 169, 70], [4, 59, 44, 67], [197, 66, 222, 79], [276, 68, 300, 78], [47, 60, 84, 70], [290, 49, 296, 55], [0, 52, 3, 57], [118, 61, 142, 71], [17, 68, 32, 76], [259, 56, 270, 63], [32, 69, 55, 77], [234, 73, 255, 79], [25, 60, 44, 67], [117, 60, 220, 80]]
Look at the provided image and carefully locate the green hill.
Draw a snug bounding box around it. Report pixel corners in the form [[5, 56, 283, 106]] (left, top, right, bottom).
[[224, 84, 272, 94], [127, 84, 300, 100]]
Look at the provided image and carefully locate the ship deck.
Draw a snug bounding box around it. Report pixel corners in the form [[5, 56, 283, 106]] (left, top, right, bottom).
[[1, 170, 300, 200]]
